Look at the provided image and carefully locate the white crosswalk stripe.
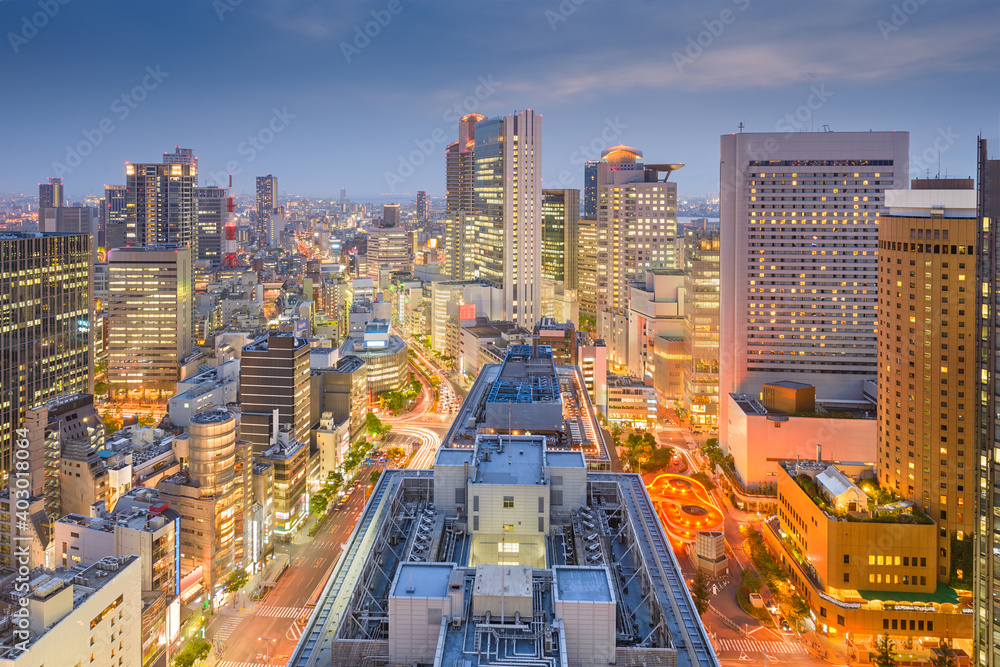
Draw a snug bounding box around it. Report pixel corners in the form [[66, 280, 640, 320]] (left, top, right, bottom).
[[215, 616, 243, 643], [256, 605, 308, 618], [717, 638, 807, 654], [218, 662, 262, 667]]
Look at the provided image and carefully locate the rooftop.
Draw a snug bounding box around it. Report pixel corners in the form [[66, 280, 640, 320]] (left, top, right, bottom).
[[472, 436, 545, 486], [391, 563, 454, 599], [554, 566, 614, 603]]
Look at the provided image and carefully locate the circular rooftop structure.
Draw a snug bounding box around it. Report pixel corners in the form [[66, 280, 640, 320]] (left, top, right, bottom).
[[601, 145, 643, 163], [190, 409, 233, 425]]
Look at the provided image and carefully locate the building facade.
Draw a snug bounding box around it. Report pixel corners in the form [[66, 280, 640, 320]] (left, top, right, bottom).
[[38, 176, 63, 209], [0, 232, 93, 474], [682, 229, 720, 427], [126, 150, 197, 254], [718, 131, 909, 447], [444, 113, 484, 281], [194, 186, 228, 266], [107, 246, 192, 395], [256, 174, 277, 234]]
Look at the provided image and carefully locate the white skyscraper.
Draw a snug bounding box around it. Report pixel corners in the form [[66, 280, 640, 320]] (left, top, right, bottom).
[[718, 131, 909, 446], [468, 110, 542, 328]]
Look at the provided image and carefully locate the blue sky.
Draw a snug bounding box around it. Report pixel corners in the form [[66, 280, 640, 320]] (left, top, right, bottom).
[[1, 0, 997, 201]]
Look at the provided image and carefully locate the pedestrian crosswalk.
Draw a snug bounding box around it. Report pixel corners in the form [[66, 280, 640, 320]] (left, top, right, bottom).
[[716, 638, 807, 655], [215, 616, 243, 643], [256, 605, 309, 618], [217, 662, 262, 667]]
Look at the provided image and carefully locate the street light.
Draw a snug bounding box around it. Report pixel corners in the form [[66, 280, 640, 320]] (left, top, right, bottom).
[[259, 636, 277, 666]]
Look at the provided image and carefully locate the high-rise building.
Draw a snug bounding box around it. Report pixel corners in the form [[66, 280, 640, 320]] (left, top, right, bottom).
[[126, 152, 198, 255], [0, 232, 93, 475], [256, 174, 278, 234], [718, 131, 909, 446], [577, 216, 598, 322], [974, 138, 1000, 667], [595, 145, 682, 367], [38, 176, 63, 209], [469, 109, 543, 328], [382, 202, 401, 228], [239, 333, 310, 454], [584, 159, 598, 217], [682, 229, 721, 428], [157, 409, 251, 597], [877, 179, 977, 585], [415, 190, 427, 221], [194, 186, 228, 265], [107, 246, 192, 395], [367, 226, 412, 280], [104, 184, 127, 248], [39, 206, 100, 262], [444, 113, 485, 281], [541, 189, 579, 289]]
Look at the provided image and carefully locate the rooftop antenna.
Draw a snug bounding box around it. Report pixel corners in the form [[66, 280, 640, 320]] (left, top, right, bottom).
[[737, 122, 744, 133]]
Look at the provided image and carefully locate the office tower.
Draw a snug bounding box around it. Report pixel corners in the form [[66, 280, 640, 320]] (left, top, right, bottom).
[[718, 131, 909, 444], [367, 225, 412, 280], [444, 113, 485, 280], [469, 109, 542, 328], [125, 153, 198, 254], [239, 333, 310, 454], [38, 176, 63, 209], [584, 160, 598, 217], [975, 138, 1000, 667], [541, 189, 579, 289], [107, 246, 192, 396], [415, 190, 427, 221], [157, 409, 251, 597], [104, 184, 127, 248], [259, 425, 309, 536], [0, 232, 93, 475], [595, 145, 681, 367], [256, 174, 278, 234], [577, 216, 598, 322], [194, 186, 228, 265], [382, 202, 401, 227], [39, 206, 100, 262], [682, 229, 721, 428], [877, 179, 977, 585]]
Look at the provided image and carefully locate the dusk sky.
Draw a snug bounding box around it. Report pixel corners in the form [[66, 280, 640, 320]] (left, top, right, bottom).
[[1, 0, 997, 201]]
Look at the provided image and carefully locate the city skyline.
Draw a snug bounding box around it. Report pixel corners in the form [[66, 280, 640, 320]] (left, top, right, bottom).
[[0, 1, 997, 200]]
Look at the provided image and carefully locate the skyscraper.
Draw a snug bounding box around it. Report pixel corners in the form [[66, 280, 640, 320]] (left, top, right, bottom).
[[104, 184, 127, 248], [577, 216, 598, 322], [367, 226, 412, 280], [718, 131, 909, 445], [39, 206, 100, 263], [682, 229, 721, 428], [877, 179, 977, 586], [415, 190, 427, 221], [382, 202, 401, 228], [194, 185, 229, 265], [974, 138, 1000, 667], [0, 232, 93, 474], [256, 174, 278, 234], [469, 109, 542, 328], [444, 113, 485, 280], [107, 246, 192, 396], [38, 177, 63, 209], [540, 189, 579, 289], [125, 153, 198, 252], [239, 333, 310, 454], [595, 145, 681, 367], [584, 160, 598, 217]]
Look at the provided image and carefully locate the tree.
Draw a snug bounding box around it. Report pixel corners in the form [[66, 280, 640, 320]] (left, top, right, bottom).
[[138, 410, 156, 427], [173, 638, 211, 667], [872, 634, 897, 667], [370, 469, 382, 487], [784, 593, 809, 627], [223, 567, 248, 595], [691, 569, 710, 615], [929, 646, 955, 667], [387, 446, 405, 462], [740, 569, 762, 593], [365, 412, 391, 438]]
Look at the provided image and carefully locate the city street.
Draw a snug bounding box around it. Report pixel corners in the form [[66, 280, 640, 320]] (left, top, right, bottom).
[[208, 486, 368, 667]]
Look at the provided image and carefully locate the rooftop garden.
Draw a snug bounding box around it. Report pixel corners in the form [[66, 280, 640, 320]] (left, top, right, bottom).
[[794, 474, 933, 524]]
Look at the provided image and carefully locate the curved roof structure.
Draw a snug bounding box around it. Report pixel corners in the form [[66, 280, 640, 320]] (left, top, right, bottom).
[[601, 144, 643, 163]]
